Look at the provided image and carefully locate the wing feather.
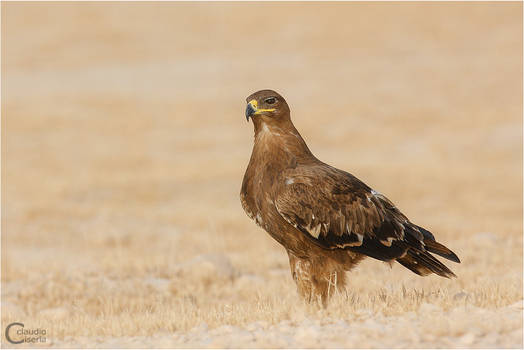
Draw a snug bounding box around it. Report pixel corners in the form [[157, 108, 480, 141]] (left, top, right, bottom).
[[275, 166, 409, 259], [274, 165, 460, 275]]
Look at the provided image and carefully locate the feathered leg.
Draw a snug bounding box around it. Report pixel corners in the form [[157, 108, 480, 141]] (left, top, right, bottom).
[[287, 250, 346, 307]]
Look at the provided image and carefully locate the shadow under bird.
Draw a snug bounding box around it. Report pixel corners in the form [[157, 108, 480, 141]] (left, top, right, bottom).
[[240, 89, 460, 306]]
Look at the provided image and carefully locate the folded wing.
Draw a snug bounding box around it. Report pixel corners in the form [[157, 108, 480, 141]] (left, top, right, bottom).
[[274, 165, 459, 277]]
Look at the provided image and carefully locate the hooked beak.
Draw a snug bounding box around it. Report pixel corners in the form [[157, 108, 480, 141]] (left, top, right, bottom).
[[245, 100, 257, 121], [245, 99, 276, 122]]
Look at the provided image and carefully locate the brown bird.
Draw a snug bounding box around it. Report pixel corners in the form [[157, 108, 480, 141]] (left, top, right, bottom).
[[240, 89, 460, 306]]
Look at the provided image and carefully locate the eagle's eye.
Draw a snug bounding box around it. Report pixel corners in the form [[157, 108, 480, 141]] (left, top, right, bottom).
[[265, 97, 277, 105]]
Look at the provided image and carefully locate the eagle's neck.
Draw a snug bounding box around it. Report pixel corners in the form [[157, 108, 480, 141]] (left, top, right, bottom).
[[251, 120, 315, 166]]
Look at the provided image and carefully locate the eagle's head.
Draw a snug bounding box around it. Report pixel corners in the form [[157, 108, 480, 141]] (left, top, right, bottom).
[[245, 90, 291, 124]]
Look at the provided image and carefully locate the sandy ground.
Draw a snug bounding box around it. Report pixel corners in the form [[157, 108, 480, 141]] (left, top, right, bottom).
[[2, 2, 523, 348]]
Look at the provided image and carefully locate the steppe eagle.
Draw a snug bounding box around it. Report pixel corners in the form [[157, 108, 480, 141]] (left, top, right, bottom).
[[240, 89, 460, 306]]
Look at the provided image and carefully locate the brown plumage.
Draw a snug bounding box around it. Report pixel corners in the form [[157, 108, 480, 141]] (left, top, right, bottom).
[[240, 89, 460, 306]]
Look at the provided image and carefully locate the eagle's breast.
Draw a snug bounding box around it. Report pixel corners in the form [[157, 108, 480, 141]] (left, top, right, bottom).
[[240, 130, 307, 247]]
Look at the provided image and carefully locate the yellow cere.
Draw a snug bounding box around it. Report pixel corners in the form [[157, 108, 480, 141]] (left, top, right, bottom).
[[248, 99, 276, 115]]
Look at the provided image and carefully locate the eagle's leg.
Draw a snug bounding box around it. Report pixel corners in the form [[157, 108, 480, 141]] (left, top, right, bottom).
[[287, 251, 346, 307]]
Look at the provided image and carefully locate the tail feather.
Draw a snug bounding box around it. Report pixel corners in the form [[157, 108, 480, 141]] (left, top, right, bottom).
[[397, 248, 456, 278], [424, 240, 460, 263], [415, 225, 460, 263]]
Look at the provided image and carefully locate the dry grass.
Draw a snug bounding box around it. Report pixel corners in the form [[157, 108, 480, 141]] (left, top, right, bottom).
[[2, 2, 523, 348]]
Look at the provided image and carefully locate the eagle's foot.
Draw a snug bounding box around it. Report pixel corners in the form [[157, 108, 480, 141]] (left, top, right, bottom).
[[287, 251, 347, 307]]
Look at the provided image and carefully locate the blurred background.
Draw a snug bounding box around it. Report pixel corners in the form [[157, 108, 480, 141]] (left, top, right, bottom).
[[2, 2, 522, 347]]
